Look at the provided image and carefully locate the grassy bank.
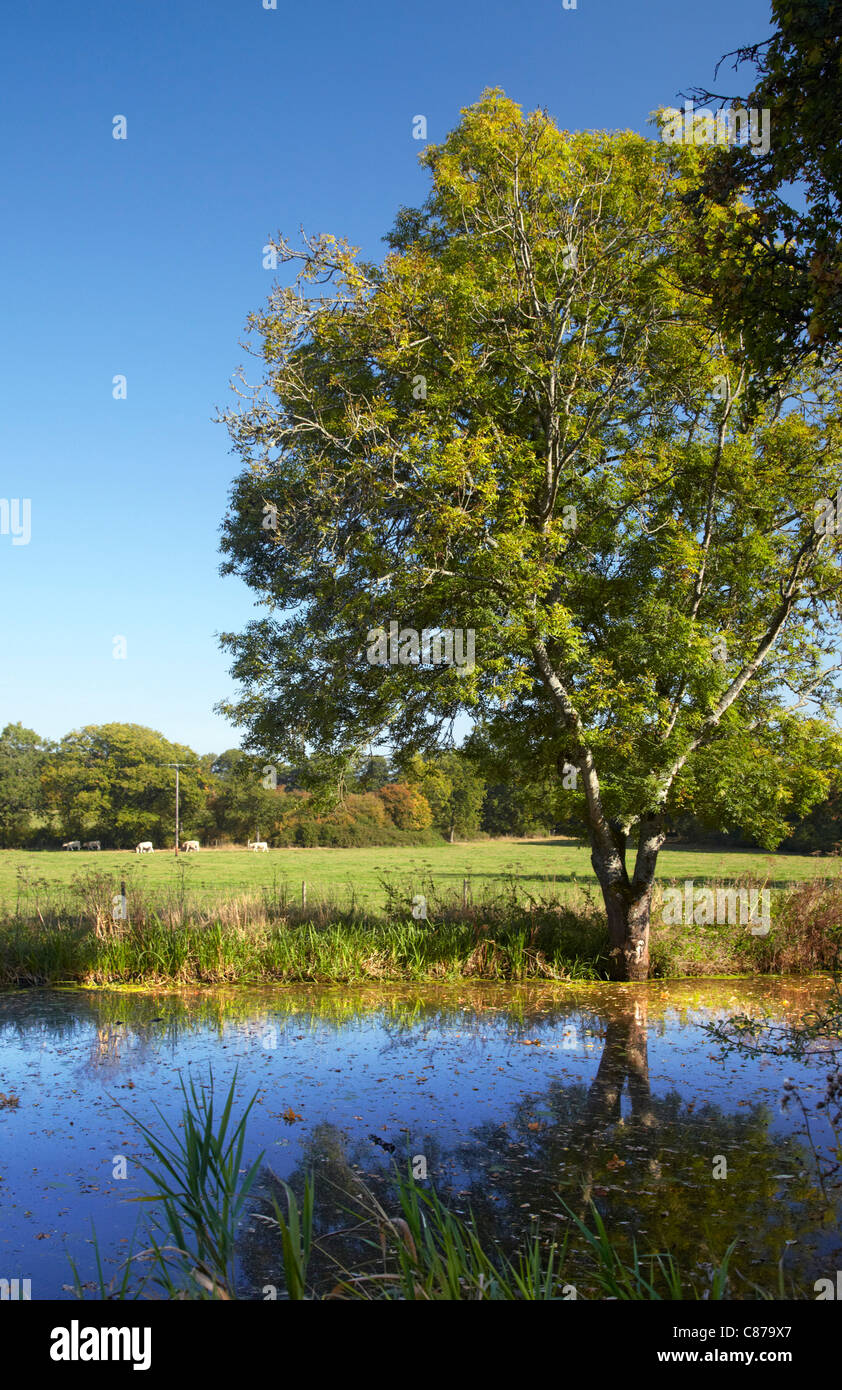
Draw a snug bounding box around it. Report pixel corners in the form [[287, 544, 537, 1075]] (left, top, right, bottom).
[[1, 872, 840, 985]]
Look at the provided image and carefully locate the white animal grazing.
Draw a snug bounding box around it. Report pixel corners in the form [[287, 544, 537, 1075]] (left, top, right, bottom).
[[248, 840, 268, 852], [136, 841, 154, 854], [182, 840, 200, 852], [82, 840, 101, 851], [62, 840, 81, 851]]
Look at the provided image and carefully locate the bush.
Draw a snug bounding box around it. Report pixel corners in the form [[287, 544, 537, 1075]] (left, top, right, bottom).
[[377, 783, 433, 831], [294, 822, 319, 847], [269, 786, 437, 846]]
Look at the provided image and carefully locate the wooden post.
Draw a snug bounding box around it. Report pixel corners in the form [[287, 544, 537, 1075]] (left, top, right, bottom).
[[463, 878, 469, 909], [302, 880, 307, 910]]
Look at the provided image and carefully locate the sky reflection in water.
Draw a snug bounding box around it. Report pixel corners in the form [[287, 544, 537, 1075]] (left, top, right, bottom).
[[0, 979, 838, 1298]]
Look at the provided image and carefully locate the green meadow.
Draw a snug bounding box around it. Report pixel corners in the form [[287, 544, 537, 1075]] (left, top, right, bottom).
[[4, 839, 840, 914]]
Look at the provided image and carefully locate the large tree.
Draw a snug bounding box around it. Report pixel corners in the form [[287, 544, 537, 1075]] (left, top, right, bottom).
[[404, 751, 485, 843], [205, 747, 285, 843], [42, 723, 208, 848], [218, 91, 842, 979]]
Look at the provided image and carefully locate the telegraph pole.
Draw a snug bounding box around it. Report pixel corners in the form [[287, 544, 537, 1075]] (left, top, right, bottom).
[[165, 763, 188, 856]]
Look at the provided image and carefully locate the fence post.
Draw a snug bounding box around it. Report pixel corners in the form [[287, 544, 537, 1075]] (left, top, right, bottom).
[[302, 880, 307, 911]]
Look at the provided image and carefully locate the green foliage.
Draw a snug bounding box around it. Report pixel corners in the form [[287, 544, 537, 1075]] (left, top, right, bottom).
[[562, 1202, 738, 1301], [687, 0, 842, 371], [787, 777, 842, 853], [204, 747, 285, 843], [332, 1171, 569, 1301], [41, 723, 209, 848], [353, 754, 391, 791], [466, 725, 571, 835], [0, 723, 50, 847], [268, 1178, 315, 1301], [404, 750, 485, 840], [126, 1068, 264, 1299], [672, 718, 842, 850]]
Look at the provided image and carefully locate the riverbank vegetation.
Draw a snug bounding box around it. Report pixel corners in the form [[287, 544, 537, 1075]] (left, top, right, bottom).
[[2, 873, 840, 987]]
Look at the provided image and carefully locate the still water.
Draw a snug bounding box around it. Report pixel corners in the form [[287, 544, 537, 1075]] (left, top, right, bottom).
[[0, 979, 839, 1298]]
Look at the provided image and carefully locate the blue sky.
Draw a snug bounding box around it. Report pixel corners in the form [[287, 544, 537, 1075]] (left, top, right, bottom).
[[0, 0, 773, 754]]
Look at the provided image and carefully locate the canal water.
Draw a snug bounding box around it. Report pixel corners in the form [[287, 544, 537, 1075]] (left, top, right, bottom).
[[0, 979, 839, 1298]]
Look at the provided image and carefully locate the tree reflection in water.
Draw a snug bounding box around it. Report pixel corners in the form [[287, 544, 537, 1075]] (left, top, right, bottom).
[[237, 993, 841, 1299]]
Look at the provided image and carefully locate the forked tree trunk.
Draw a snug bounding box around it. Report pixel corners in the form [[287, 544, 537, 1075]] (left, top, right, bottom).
[[590, 817, 663, 982], [531, 636, 667, 980], [596, 875, 653, 981]]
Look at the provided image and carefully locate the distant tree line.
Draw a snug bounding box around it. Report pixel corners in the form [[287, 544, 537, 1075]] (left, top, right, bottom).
[[0, 721, 554, 849], [1, 720, 840, 854]]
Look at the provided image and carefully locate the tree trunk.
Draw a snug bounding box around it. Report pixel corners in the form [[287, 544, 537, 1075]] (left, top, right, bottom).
[[590, 816, 663, 981], [600, 878, 653, 981]]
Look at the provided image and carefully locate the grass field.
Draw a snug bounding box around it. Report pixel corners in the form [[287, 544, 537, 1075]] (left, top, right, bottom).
[[4, 838, 841, 914]]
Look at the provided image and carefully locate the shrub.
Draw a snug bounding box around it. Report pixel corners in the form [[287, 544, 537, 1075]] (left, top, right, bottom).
[[377, 783, 433, 831]]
